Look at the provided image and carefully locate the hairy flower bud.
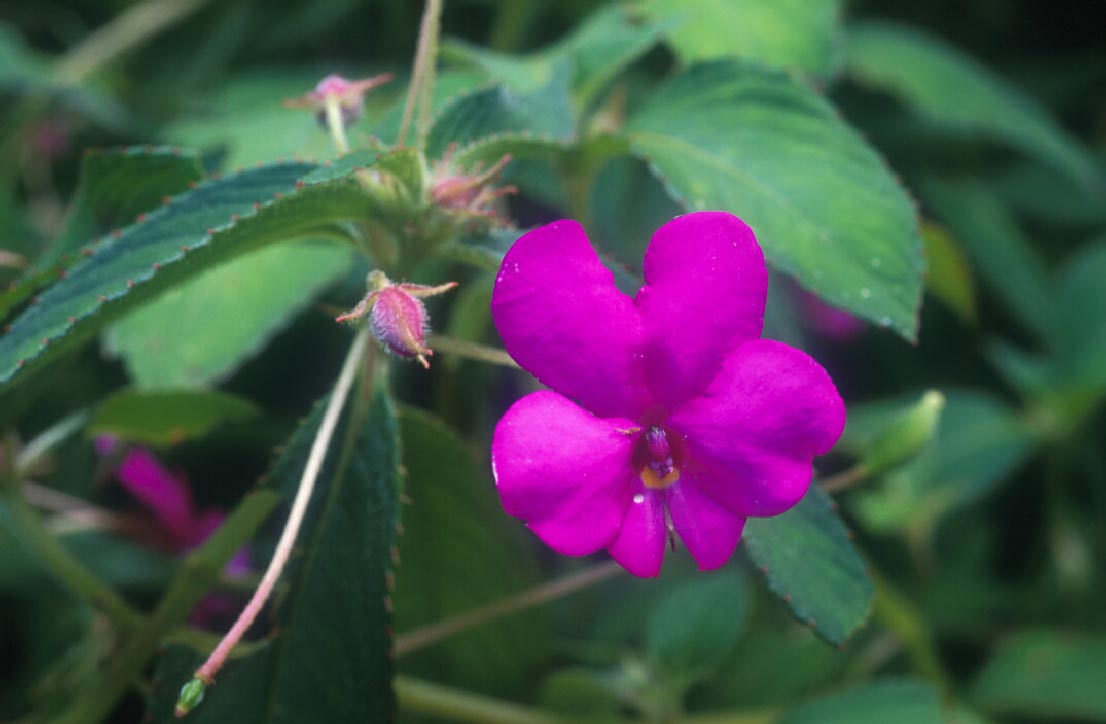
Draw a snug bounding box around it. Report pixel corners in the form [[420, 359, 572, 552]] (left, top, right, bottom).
[[336, 270, 457, 368]]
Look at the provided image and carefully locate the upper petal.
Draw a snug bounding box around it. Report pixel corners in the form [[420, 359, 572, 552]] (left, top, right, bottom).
[[669, 339, 845, 517], [492, 221, 648, 419], [636, 212, 768, 410], [492, 390, 637, 556]]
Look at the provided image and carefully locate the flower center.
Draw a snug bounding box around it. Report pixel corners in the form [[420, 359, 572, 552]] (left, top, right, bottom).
[[638, 425, 681, 490]]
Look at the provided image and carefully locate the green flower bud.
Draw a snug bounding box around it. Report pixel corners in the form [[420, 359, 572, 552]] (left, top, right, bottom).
[[862, 390, 945, 476]]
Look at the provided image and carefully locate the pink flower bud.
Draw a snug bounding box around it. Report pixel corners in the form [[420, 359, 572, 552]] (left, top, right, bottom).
[[336, 271, 457, 368], [283, 73, 393, 128]]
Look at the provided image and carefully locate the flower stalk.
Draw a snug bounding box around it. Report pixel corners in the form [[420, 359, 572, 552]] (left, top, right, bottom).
[[396, 0, 444, 149], [323, 92, 351, 155], [178, 328, 369, 716]]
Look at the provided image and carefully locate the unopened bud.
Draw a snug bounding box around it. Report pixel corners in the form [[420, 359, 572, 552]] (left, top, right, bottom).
[[175, 677, 206, 718], [336, 271, 457, 368], [862, 390, 945, 476], [429, 145, 515, 221]]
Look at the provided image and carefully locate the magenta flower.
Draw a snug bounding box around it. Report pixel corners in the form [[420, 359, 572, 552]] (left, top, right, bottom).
[[490, 213, 846, 577]]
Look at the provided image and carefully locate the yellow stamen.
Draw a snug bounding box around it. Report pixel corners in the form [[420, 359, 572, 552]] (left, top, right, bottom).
[[641, 466, 680, 490]]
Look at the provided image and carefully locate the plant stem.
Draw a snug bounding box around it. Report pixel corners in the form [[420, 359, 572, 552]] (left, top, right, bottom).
[[189, 328, 369, 689], [396, 677, 564, 724], [53, 489, 280, 724], [425, 333, 518, 368], [871, 571, 952, 697], [54, 0, 209, 83], [0, 481, 144, 631], [323, 94, 351, 155], [396, 676, 778, 724], [819, 463, 869, 494], [395, 560, 622, 657], [396, 0, 444, 149]]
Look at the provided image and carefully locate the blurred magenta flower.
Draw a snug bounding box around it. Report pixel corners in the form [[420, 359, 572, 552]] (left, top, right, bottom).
[[795, 287, 867, 342], [491, 213, 846, 577], [97, 441, 250, 621]]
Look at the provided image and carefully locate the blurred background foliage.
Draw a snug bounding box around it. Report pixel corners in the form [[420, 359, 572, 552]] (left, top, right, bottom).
[[1, 0, 1105, 722]]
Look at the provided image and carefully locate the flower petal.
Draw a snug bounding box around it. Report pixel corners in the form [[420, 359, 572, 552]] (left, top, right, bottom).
[[609, 490, 667, 578], [670, 339, 845, 517], [117, 448, 196, 544], [665, 478, 746, 571], [636, 212, 768, 409], [492, 390, 637, 556], [492, 220, 648, 419]]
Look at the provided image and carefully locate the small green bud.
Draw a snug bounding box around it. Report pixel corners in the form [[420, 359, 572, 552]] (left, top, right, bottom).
[[175, 677, 207, 718], [862, 390, 945, 476]]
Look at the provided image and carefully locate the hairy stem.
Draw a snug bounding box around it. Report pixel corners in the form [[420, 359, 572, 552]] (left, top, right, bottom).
[[396, 0, 444, 149], [395, 561, 622, 657], [189, 328, 369, 690]]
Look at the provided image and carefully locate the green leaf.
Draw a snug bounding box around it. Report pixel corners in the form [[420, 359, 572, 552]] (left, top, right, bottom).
[[1052, 236, 1106, 398], [394, 407, 547, 696], [846, 21, 1102, 191], [88, 389, 260, 446], [645, 571, 749, 688], [0, 161, 371, 390], [780, 679, 944, 724], [919, 176, 1054, 339], [103, 241, 351, 390], [973, 631, 1106, 721], [443, 5, 667, 109], [2, 147, 204, 325], [626, 60, 924, 339], [637, 0, 844, 77], [696, 628, 846, 709], [993, 155, 1106, 228], [43, 146, 206, 270], [427, 62, 577, 161], [743, 486, 873, 645], [150, 382, 401, 722]]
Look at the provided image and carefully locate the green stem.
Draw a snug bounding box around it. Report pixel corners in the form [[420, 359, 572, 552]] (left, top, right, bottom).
[[0, 482, 143, 631], [396, 677, 564, 724], [395, 561, 622, 657], [396, 0, 444, 149], [52, 489, 281, 724], [395, 676, 778, 724], [54, 0, 209, 83], [323, 94, 351, 155], [819, 463, 869, 494]]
